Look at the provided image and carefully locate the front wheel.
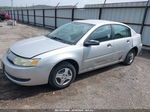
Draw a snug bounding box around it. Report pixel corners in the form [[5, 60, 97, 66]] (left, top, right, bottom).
[[123, 49, 136, 65], [49, 62, 76, 89]]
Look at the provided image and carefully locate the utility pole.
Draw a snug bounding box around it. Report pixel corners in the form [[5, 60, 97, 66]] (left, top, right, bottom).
[[11, 0, 14, 27], [11, 0, 14, 19]]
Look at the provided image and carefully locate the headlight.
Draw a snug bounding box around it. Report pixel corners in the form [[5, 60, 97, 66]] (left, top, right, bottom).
[[13, 57, 40, 67]]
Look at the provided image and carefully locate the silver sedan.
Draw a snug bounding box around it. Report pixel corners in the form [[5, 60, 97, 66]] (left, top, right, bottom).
[[1, 20, 142, 89]]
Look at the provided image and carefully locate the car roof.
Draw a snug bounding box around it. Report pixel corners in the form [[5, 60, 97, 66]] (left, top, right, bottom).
[[75, 19, 124, 26]]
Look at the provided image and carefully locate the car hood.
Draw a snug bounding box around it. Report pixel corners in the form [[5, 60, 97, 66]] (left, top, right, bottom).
[[10, 36, 70, 58]]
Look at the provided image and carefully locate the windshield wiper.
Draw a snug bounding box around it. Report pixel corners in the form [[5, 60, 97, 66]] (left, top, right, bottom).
[[51, 36, 63, 41], [48, 36, 72, 44]]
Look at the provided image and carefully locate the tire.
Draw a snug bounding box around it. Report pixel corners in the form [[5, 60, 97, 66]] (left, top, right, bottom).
[[49, 62, 76, 89], [0, 14, 5, 21], [123, 49, 136, 65]]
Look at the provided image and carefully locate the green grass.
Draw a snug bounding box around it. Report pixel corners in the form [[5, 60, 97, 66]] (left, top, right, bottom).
[[0, 7, 12, 11]]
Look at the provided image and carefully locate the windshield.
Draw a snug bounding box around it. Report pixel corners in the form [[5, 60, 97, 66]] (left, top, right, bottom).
[[47, 22, 94, 44]]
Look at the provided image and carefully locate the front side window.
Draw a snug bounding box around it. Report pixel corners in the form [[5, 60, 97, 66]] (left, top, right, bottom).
[[47, 22, 94, 44], [112, 24, 131, 39], [88, 25, 112, 42]]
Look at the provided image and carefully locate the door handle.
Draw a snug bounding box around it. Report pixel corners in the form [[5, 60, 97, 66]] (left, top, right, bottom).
[[127, 40, 130, 43], [107, 43, 112, 48]]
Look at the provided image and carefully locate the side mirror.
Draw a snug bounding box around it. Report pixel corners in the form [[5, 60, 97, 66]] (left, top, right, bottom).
[[84, 40, 99, 47]]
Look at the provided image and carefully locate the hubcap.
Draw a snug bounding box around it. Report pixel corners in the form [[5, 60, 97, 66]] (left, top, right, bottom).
[[129, 53, 134, 64], [55, 68, 73, 86]]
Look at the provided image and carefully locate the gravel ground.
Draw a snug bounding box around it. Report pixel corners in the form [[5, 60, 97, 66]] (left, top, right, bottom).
[[0, 21, 150, 109]]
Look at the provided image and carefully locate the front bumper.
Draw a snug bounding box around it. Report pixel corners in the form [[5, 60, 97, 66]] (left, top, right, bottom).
[[1, 54, 50, 86]]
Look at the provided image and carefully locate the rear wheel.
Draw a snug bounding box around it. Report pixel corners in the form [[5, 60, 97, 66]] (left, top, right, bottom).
[[123, 49, 136, 65], [49, 62, 76, 89]]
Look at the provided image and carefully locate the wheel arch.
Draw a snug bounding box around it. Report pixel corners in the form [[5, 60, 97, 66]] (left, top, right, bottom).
[[51, 59, 79, 75], [132, 46, 138, 56]]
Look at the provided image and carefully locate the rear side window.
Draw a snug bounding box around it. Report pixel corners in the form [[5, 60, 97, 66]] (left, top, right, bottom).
[[112, 24, 131, 39]]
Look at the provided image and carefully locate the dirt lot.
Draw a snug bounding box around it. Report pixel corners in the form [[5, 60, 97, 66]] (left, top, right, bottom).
[[0, 21, 150, 109]]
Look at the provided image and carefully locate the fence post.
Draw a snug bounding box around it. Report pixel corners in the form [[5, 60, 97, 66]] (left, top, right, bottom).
[[99, 0, 106, 20], [99, 8, 102, 19], [34, 9, 36, 26], [22, 10, 24, 23], [11, 10, 12, 19], [27, 9, 29, 24], [140, 2, 149, 35], [55, 8, 57, 29], [43, 9, 45, 27], [14, 10, 16, 20], [72, 8, 74, 21], [17, 10, 19, 22], [7, 10, 9, 16]]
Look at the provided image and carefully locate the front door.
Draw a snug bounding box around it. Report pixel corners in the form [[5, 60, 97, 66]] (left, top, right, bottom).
[[82, 25, 115, 71]]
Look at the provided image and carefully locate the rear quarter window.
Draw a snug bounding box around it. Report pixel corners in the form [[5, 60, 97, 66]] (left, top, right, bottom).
[[112, 24, 131, 39]]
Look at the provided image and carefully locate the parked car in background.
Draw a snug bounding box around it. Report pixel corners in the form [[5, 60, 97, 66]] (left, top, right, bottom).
[[0, 11, 10, 21], [1, 20, 142, 89]]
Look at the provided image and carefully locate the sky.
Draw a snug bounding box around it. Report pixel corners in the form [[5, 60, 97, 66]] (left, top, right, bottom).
[[0, 0, 148, 7]]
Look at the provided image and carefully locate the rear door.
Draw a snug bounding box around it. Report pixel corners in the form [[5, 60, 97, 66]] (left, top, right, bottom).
[[110, 24, 133, 61]]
